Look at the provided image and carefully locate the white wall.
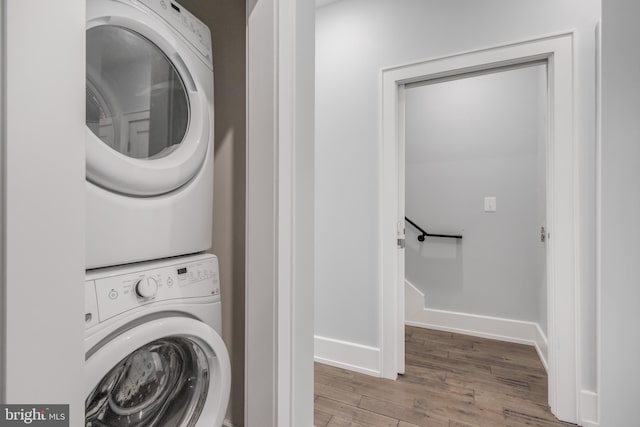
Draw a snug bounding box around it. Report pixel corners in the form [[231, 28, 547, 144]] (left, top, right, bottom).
[[600, 0, 640, 424], [315, 0, 599, 392], [404, 64, 547, 331], [1, 0, 86, 420]]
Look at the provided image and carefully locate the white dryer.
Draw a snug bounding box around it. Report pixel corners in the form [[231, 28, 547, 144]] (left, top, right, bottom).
[[84, 253, 230, 426], [86, 0, 214, 269]]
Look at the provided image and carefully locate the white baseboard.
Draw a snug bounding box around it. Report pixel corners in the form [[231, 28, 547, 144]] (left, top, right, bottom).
[[314, 335, 380, 376], [580, 390, 599, 427], [534, 323, 549, 371], [405, 280, 548, 371]]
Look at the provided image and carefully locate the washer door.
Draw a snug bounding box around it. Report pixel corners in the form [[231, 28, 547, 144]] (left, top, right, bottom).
[[86, 4, 210, 196], [85, 318, 230, 427]]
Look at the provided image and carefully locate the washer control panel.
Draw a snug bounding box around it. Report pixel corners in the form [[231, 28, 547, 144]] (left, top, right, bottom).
[[86, 254, 219, 325], [139, 0, 212, 65]]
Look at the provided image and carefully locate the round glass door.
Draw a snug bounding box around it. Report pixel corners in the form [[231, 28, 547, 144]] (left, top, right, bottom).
[[86, 25, 189, 160], [85, 337, 209, 427]]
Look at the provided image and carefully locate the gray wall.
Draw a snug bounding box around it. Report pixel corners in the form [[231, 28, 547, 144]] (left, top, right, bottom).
[[600, 0, 640, 424], [405, 64, 547, 331], [315, 0, 599, 391], [176, 1, 246, 424]]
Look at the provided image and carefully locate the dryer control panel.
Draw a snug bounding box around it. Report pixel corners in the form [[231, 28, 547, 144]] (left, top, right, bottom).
[[85, 254, 219, 327], [139, 0, 212, 65]]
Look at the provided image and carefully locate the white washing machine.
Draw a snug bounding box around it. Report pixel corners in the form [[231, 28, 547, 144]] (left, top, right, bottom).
[[84, 253, 230, 426], [86, 0, 214, 269]]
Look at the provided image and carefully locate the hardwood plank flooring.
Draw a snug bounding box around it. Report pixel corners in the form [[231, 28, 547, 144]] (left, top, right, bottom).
[[314, 326, 576, 427]]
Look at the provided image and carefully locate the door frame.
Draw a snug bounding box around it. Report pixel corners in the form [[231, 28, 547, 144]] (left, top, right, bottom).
[[380, 33, 579, 423], [245, 0, 315, 425]]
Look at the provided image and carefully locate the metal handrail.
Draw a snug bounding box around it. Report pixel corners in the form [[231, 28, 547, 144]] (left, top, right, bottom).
[[405, 217, 463, 241]]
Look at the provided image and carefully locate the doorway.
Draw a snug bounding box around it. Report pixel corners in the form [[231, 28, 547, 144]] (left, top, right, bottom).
[[402, 61, 548, 368], [381, 34, 579, 422]]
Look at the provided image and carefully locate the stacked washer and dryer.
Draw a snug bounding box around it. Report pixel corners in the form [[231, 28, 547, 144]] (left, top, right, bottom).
[[84, 0, 230, 425]]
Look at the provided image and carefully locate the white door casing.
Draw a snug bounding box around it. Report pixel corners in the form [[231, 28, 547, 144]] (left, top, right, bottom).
[[381, 33, 578, 423], [396, 86, 406, 375], [245, 0, 315, 425]]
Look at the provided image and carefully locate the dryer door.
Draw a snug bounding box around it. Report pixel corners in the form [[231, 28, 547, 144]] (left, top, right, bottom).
[[86, 7, 211, 196], [85, 317, 230, 427]]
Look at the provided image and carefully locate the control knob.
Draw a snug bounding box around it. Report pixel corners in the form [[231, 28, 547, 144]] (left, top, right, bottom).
[[135, 277, 158, 299]]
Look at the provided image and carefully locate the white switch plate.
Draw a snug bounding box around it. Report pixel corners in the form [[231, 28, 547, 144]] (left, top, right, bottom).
[[484, 197, 497, 212]]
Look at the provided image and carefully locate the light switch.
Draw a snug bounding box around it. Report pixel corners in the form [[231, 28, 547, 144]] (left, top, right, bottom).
[[484, 197, 497, 212]]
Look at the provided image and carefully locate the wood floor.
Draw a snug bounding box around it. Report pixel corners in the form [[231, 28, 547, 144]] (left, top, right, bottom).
[[314, 326, 575, 427]]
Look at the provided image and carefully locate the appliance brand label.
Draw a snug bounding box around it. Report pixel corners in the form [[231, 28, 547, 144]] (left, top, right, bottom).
[[0, 405, 68, 426]]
